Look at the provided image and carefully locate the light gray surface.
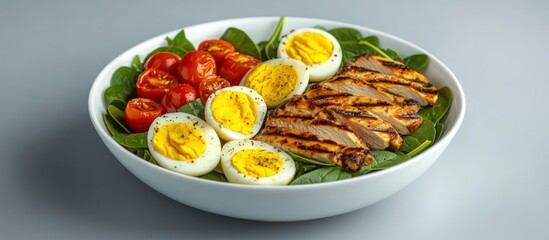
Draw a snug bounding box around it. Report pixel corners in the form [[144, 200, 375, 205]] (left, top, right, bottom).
[[1, 0, 547, 239]]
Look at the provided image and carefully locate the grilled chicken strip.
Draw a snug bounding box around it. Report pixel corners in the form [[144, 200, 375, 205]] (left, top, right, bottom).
[[337, 65, 438, 106], [347, 54, 431, 84], [303, 87, 423, 135], [319, 78, 421, 113], [284, 95, 403, 149], [254, 127, 375, 171], [265, 108, 368, 149]]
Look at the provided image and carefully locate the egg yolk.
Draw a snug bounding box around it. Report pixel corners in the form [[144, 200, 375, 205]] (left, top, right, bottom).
[[152, 123, 206, 161], [285, 32, 333, 65], [211, 91, 257, 135], [231, 149, 283, 178], [244, 63, 297, 105]]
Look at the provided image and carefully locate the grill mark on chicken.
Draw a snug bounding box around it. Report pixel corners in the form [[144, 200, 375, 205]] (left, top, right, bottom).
[[340, 65, 436, 91], [329, 108, 378, 119], [267, 108, 368, 149], [255, 127, 374, 171], [337, 65, 438, 106], [320, 77, 421, 112], [301, 87, 423, 135], [268, 109, 355, 132], [380, 60, 409, 70], [348, 54, 431, 84]]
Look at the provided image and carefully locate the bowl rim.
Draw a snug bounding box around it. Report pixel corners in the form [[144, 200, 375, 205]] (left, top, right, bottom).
[[88, 16, 466, 191]]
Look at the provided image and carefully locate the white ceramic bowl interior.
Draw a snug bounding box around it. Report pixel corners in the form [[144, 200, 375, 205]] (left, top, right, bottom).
[[89, 17, 465, 222]]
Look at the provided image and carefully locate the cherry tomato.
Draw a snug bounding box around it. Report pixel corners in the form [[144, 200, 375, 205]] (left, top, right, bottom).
[[198, 76, 230, 104], [144, 52, 181, 76], [177, 50, 217, 90], [136, 68, 180, 103], [161, 84, 199, 113], [219, 52, 261, 86], [124, 98, 165, 133], [198, 39, 236, 69]]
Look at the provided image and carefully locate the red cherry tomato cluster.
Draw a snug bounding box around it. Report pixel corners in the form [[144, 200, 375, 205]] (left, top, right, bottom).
[[124, 39, 261, 133]]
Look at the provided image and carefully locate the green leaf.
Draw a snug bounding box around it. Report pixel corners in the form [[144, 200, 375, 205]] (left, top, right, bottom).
[[287, 151, 335, 166], [111, 66, 138, 87], [264, 16, 285, 60], [362, 36, 380, 47], [257, 40, 268, 61], [145, 46, 188, 62], [328, 28, 363, 42], [400, 119, 436, 153], [406, 140, 432, 158], [172, 29, 195, 52], [339, 43, 374, 65], [103, 114, 148, 149], [399, 137, 421, 153], [107, 103, 130, 134], [131, 55, 143, 72], [435, 123, 444, 142], [385, 48, 402, 62], [313, 25, 329, 31], [418, 87, 453, 125], [104, 85, 135, 104], [177, 98, 205, 119], [290, 167, 351, 185], [370, 154, 411, 170], [357, 39, 392, 59], [403, 54, 429, 72], [201, 171, 228, 182], [220, 27, 261, 59]]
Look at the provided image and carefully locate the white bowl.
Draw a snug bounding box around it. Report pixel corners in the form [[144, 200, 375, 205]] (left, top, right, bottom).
[[88, 17, 465, 222]]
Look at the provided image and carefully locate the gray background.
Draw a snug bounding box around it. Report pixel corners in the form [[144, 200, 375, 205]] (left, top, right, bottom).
[[1, 0, 548, 239]]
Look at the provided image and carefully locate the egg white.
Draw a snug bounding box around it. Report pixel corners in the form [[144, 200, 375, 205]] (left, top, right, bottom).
[[220, 139, 296, 185], [204, 86, 267, 141], [277, 28, 342, 82], [240, 58, 309, 108], [147, 112, 221, 176]]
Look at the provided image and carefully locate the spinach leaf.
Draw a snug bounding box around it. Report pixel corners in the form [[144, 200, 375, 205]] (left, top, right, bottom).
[[362, 36, 380, 47], [328, 28, 363, 42], [264, 16, 285, 60], [290, 167, 352, 185], [104, 114, 148, 149], [403, 54, 429, 72], [107, 103, 130, 134], [104, 85, 135, 104], [418, 87, 452, 125], [257, 40, 268, 61], [145, 46, 188, 63], [352, 150, 397, 176], [370, 154, 411, 170], [111, 66, 138, 87], [400, 119, 436, 153], [287, 151, 335, 166], [435, 123, 444, 142], [357, 40, 392, 59], [131, 55, 143, 72], [177, 98, 205, 119], [201, 171, 228, 182], [172, 29, 195, 52], [220, 27, 261, 59], [313, 25, 329, 31], [340, 43, 373, 65], [405, 140, 431, 158], [385, 48, 402, 62]]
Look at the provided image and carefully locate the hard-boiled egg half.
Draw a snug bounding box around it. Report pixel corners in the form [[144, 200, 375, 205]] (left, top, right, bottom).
[[204, 86, 267, 141], [240, 58, 309, 108], [221, 139, 296, 185], [278, 28, 342, 82], [147, 112, 221, 176]]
